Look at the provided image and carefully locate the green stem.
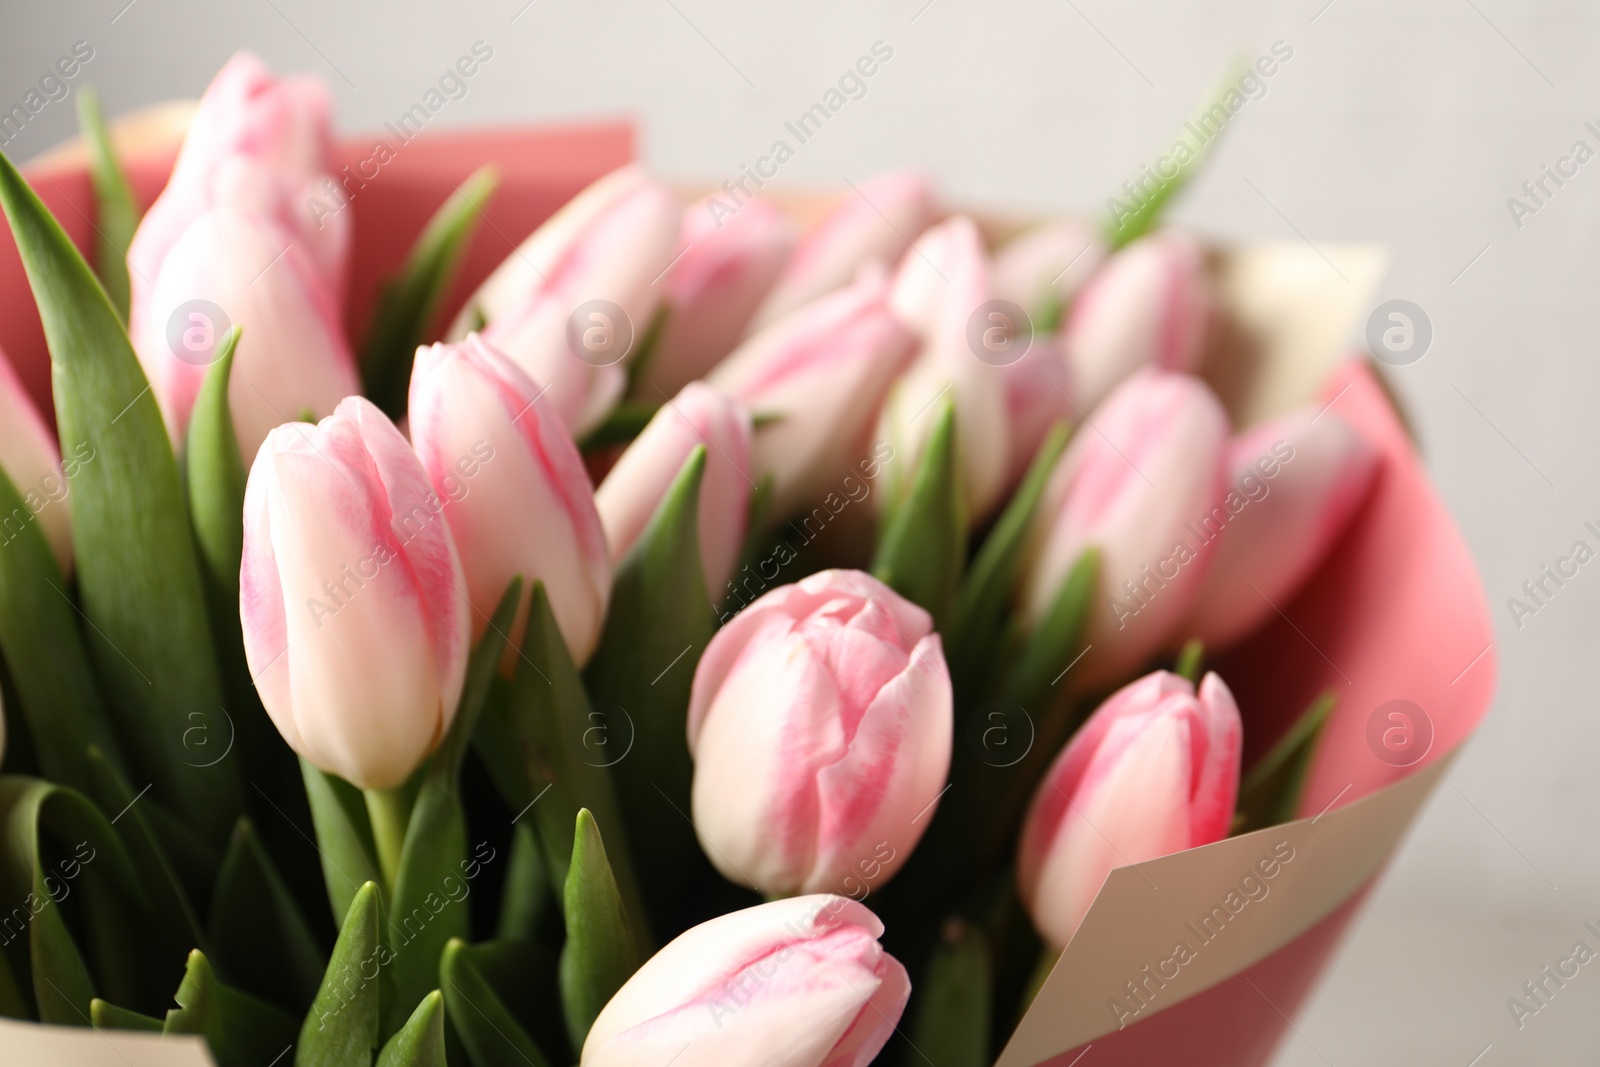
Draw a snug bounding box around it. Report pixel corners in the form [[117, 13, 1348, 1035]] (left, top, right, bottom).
[[364, 787, 411, 890]]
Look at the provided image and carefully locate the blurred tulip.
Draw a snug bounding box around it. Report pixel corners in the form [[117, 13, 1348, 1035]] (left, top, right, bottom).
[[595, 383, 752, 599], [991, 217, 1106, 321], [710, 268, 915, 518], [452, 166, 682, 436], [128, 54, 358, 458], [409, 334, 611, 666], [876, 215, 1009, 519], [1018, 669, 1242, 949], [0, 346, 73, 574], [751, 171, 937, 330], [582, 894, 909, 1067], [1062, 231, 1213, 413], [1020, 370, 1228, 690], [643, 198, 795, 396], [997, 334, 1074, 489], [688, 569, 951, 897], [240, 396, 469, 790], [1183, 408, 1379, 650]]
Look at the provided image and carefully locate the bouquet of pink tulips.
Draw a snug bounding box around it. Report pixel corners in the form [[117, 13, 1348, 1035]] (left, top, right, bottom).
[[0, 53, 1494, 1067]]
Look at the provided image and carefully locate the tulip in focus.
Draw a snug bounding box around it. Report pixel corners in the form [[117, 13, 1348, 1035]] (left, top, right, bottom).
[[451, 165, 682, 436], [710, 268, 915, 518], [991, 217, 1106, 321], [582, 894, 909, 1067], [1184, 407, 1379, 650], [750, 170, 937, 330], [0, 346, 73, 574], [409, 334, 611, 666], [1020, 369, 1228, 690], [128, 52, 359, 457], [643, 197, 795, 397], [1061, 231, 1213, 414], [595, 383, 752, 599], [1018, 670, 1242, 949], [240, 396, 470, 791], [876, 215, 1010, 519], [688, 569, 951, 898]]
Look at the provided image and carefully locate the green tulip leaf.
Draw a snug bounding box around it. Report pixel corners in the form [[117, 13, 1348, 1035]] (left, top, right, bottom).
[[1235, 689, 1338, 834], [209, 817, 326, 1012], [74, 86, 139, 321], [300, 759, 383, 929], [90, 997, 163, 1031], [909, 920, 992, 1067], [362, 165, 499, 417], [375, 989, 447, 1067], [578, 401, 660, 452], [583, 446, 712, 936], [1174, 638, 1205, 685], [186, 325, 245, 597], [559, 809, 640, 1051], [440, 938, 555, 1067], [162, 949, 300, 1067], [297, 879, 385, 1067], [872, 396, 966, 632], [496, 820, 556, 946], [0, 147, 240, 844]]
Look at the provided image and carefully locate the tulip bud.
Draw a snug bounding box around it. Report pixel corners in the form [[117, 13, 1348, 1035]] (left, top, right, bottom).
[[408, 334, 611, 666], [997, 335, 1074, 489], [991, 217, 1106, 320], [1018, 670, 1242, 949], [1183, 408, 1378, 650], [128, 55, 359, 458], [688, 569, 951, 897], [876, 215, 1009, 519], [1061, 231, 1213, 413], [454, 166, 682, 436], [710, 269, 915, 519], [751, 170, 937, 330], [643, 197, 795, 397], [1020, 370, 1228, 690], [595, 383, 752, 599], [0, 346, 72, 574], [583, 894, 909, 1067], [240, 396, 470, 790]]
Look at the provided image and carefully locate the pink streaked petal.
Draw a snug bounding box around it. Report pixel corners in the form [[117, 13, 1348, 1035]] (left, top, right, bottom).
[[822, 953, 910, 1067]]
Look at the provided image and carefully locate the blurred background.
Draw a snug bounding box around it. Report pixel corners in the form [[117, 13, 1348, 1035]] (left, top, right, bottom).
[[4, 2, 1594, 1063]]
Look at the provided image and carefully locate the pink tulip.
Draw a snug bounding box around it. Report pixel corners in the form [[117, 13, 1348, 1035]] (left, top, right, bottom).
[[710, 269, 915, 519], [456, 166, 682, 436], [0, 346, 73, 574], [688, 569, 951, 897], [997, 334, 1074, 490], [408, 334, 610, 666], [991, 217, 1106, 318], [750, 171, 937, 330], [240, 396, 470, 791], [1183, 408, 1379, 650], [1020, 370, 1228, 690], [1018, 670, 1242, 949], [594, 383, 752, 599], [1062, 231, 1213, 414], [582, 894, 908, 1067], [876, 215, 1009, 519], [643, 198, 795, 397]]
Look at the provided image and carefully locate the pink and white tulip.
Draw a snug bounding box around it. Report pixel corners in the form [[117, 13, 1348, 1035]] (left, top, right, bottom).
[[595, 383, 752, 599], [751, 170, 937, 330], [1018, 670, 1242, 949], [1184, 408, 1379, 650], [991, 217, 1106, 318], [710, 268, 915, 518], [688, 570, 951, 897], [997, 334, 1075, 490], [240, 397, 470, 791], [582, 895, 909, 1067], [0, 346, 73, 574], [128, 52, 358, 458], [1061, 231, 1213, 414], [1020, 370, 1228, 690], [455, 166, 682, 436], [408, 334, 610, 666], [643, 198, 795, 396], [876, 215, 1010, 519]]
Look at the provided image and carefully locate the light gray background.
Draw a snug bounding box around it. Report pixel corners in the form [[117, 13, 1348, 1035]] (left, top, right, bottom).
[[4, 1, 1594, 1063]]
